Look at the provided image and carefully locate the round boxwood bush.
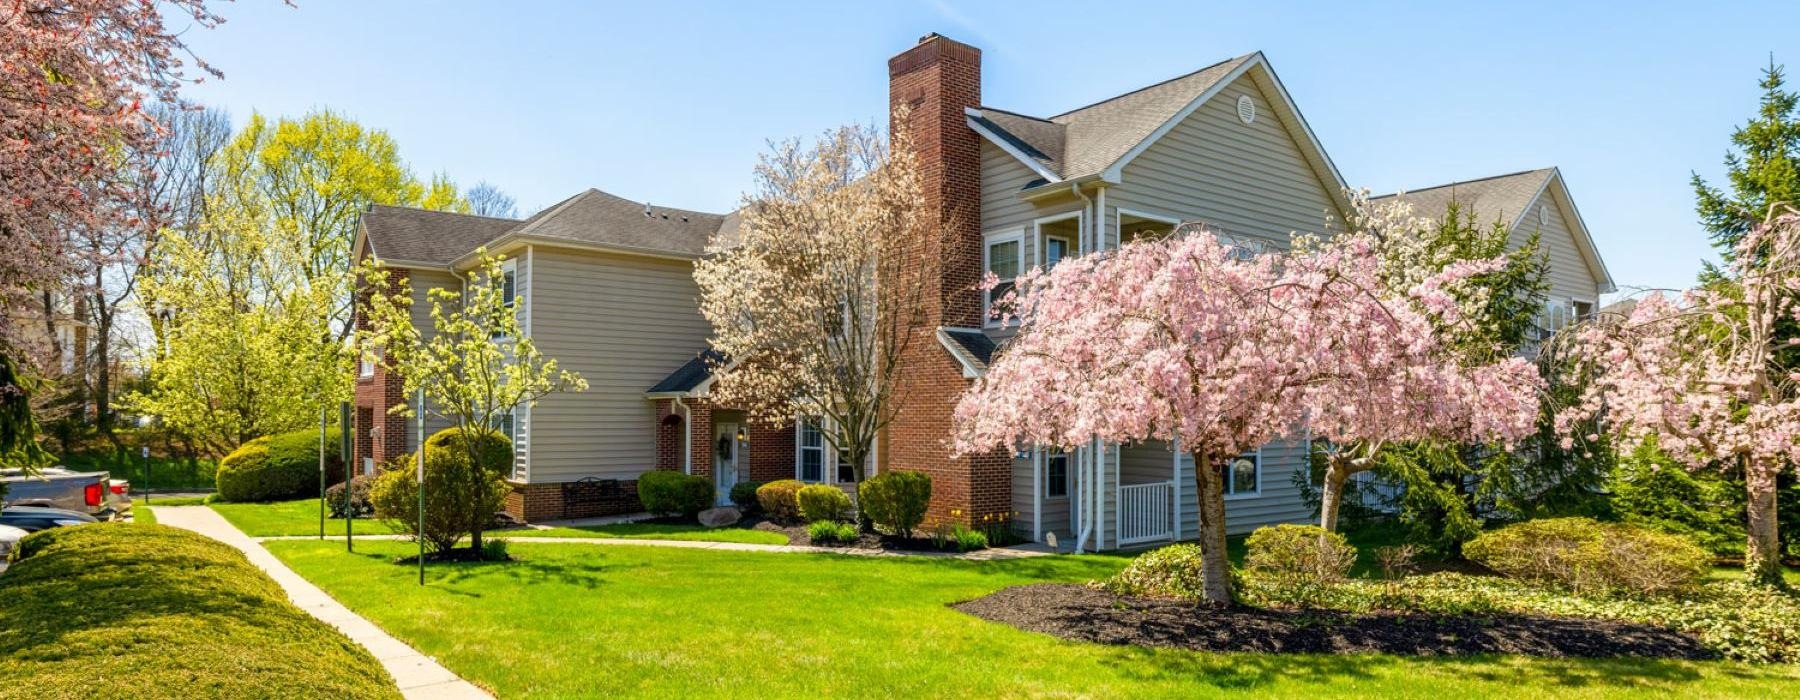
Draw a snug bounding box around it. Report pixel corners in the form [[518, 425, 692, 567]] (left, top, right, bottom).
[[637, 470, 713, 518], [858, 470, 931, 537], [756, 479, 806, 524], [1465, 517, 1712, 596], [215, 427, 345, 502], [325, 475, 374, 519], [729, 480, 764, 513], [1099, 543, 1208, 599], [796, 483, 852, 523], [1244, 524, 1358, 607], [370, 427, 511, 554]]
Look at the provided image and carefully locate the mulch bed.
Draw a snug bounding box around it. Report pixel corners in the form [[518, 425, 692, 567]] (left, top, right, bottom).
[[953, 584, 1715, 660]]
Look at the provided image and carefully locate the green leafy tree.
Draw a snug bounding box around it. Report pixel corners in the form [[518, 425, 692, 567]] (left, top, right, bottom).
[[357, 250, 586, 554], [130, 111, 468, 452]]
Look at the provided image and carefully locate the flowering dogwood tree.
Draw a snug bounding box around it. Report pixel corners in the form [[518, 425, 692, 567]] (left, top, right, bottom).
[[954, 227, 1490, 600], [1558, 207, 1800, 586]]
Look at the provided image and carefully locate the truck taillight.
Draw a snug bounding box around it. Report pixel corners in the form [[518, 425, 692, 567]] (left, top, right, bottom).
[[84, 481, 104, 507], [110, 483, 127, 495]]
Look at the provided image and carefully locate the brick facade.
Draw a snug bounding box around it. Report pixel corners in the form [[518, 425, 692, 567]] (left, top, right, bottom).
[[352, 267, 411, 479], [885, 34, 1013, 527], [504, 479, 644, 522]]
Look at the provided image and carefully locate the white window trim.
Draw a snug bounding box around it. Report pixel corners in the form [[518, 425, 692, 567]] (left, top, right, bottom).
[[1115, 207, 1183, 245], [1040, 447, 1070, 500], [359, 346, 377, 378], [981, 228, 1025, 328], [795, 416, 827, 483], [492, 258, 520, 341], [1032, 211, 1082, 268], [1222, 446, 1264, 500]]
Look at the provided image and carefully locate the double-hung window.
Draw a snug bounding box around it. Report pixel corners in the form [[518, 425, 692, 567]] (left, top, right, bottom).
[[1044, 449, 1069, 498], [982, 230, 1024, 327], [491, 259, 518, 339], [797, 417, 825, 482], [1222, 451, 1260, 498]]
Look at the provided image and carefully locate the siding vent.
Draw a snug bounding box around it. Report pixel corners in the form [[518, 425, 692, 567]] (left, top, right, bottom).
[[1236, 95, 1256, 124], [1538, 205, 1548, 226]]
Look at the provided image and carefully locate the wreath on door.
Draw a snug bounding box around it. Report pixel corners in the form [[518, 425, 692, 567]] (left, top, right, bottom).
[[716, 435, 733, 462]]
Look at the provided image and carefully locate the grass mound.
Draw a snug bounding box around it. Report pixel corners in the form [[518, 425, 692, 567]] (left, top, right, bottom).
[[0, 523, 399, 699]]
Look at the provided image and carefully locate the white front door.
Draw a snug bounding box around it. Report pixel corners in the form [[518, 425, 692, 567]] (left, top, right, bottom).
[[714, 423, 740, 505]]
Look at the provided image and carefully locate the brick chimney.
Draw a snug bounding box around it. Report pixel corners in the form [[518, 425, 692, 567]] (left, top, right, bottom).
[[889, 32, 983, 328], [885, 34, 1010, 531]]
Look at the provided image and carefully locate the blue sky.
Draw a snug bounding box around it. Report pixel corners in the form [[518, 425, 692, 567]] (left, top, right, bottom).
[[175, 1, 1800, 295]]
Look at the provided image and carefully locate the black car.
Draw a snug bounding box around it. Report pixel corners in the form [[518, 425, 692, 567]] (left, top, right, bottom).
[[0, 506, 100, 533]]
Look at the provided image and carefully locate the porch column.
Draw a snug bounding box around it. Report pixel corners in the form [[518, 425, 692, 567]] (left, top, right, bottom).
[[1172, 437, 1182, 540]]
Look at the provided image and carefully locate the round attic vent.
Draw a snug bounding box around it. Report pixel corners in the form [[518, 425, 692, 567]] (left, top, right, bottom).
[[1236, 95, 1256, 124], [1538, 206, 1548, 226]]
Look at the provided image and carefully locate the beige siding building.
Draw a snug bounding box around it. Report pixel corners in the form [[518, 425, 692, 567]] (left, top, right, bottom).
[[351, 34, 1614, 546]]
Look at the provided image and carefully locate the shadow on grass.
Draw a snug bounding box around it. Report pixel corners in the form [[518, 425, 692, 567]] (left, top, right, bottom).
[[1103, 646, 1755, 691]]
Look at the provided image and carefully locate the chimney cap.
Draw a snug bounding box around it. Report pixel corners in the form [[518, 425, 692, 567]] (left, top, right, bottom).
[[919, 32, 946, 44]]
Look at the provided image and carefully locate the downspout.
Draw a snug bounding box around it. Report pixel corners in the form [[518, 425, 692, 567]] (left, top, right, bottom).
[[1068, 181, 1096, 553], [674, 396, 693, 475]]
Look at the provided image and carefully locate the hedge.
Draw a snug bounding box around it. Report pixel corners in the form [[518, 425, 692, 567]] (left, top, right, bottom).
[[215, 427, 345, 502], [637, 470, 713, 518], [0, 523, 399, 698]]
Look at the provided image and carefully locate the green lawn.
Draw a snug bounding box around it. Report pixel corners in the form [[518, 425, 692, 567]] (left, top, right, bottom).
[[269, 539, 1800, 699], [204, 497, 791, 544], [209, 498, 393, 537], [59, 450, 216, 490], [502, 523, 789, 545]]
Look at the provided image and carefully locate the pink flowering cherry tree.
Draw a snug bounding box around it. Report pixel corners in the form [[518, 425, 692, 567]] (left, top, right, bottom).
[[1293, 237, 1544, 531], [1558, 207, 1800, 586], [953, 226, 1521, 602]]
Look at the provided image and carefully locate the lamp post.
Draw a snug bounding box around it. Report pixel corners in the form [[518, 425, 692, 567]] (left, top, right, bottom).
[[340, 402, 352, 552], [318, 407, 326, 539]]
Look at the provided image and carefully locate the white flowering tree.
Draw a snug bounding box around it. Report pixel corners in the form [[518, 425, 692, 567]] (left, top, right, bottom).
[[694, 122, 934, 481]]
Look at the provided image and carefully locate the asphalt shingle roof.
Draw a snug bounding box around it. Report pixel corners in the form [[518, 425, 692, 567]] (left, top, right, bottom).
[[940, 328, 997, 369], [361, 189, 741, 267], [1370, 168, 1555, 229], [359, 206, 520, 265], [973, 54, 1255, 182], [647, 349, 726, 394]]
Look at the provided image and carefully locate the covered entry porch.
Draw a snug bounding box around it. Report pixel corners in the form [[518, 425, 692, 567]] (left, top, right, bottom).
[[1010, 438, 1313, 551]]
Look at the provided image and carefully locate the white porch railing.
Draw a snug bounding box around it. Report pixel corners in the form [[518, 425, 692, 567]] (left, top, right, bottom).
[[1117, 481, 1174, 545]]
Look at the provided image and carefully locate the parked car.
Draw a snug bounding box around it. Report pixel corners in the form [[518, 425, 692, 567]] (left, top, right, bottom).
[[0, 467, 117, 518], [0, 523, 25, 573], [0, 506, 100, 533]]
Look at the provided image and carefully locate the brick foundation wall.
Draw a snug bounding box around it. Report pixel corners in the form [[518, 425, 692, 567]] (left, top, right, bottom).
[[885, 34, 1012, 527], [503, 479, 646, 523]]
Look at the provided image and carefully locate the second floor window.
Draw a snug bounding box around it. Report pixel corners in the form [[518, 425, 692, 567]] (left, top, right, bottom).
[[491, 261, 518, 339], [983, 232, 1023, 326]]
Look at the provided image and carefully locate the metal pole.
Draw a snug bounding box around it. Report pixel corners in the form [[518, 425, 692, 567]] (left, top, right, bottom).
[[318, 407, 326, 539], [340, 402, 353, 552], [142, 445, 151, 505], [417, 388, 426, 585]]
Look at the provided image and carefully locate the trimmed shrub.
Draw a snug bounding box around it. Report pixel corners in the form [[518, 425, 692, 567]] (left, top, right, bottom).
[[1244, 524, 1358, 607], [325, 475, 374, 519], [858, 471, 931, 537], [0, 523, 399, 697], [807, 520, 859, 546], [797, 484, 852, 523], [729, 480, 764, 513], [1100, 543, 1208, 599], [1464, 517, 1711, 596], [756, 479, 805, 524], [215, 427, 345, 502], [638, 470, 713, 518], [370, 427, 511, 554]]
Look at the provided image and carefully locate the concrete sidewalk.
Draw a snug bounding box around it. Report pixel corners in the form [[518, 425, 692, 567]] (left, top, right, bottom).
[[257, 531, 1055, 560], [153, 506, 492, 700]]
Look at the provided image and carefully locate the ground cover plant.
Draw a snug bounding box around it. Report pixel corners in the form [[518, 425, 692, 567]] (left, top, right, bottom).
[[0, 523, 398, 699], [267, 538, 1800, 698]]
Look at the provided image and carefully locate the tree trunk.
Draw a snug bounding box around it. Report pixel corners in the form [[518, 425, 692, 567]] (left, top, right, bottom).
[[1745, 466, 1783, 587], [1319, 457, 1351, 531], [1190, 449, 1233, 604]]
